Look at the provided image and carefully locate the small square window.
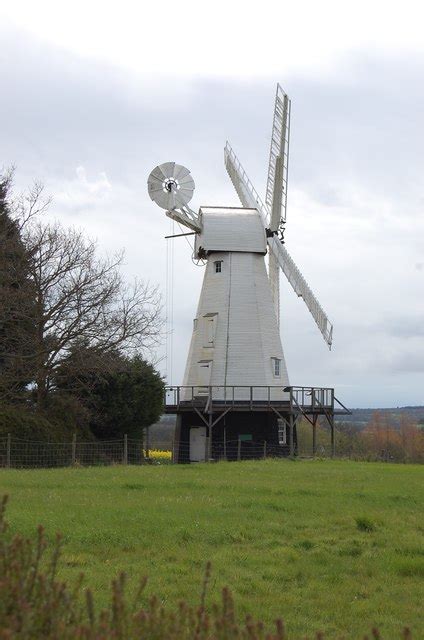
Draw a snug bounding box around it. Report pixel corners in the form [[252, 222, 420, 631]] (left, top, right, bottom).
[[214, 260, 222, 273]]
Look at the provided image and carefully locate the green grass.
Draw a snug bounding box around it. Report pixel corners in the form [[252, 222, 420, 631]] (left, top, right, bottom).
[[0, 459, 423, 638]]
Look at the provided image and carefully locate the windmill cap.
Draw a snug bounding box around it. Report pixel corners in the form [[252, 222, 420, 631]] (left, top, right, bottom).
[[195, 207, 267, 256]]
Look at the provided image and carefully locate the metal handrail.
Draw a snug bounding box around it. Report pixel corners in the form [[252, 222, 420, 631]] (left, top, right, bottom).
[[164, 385, 335, 411]]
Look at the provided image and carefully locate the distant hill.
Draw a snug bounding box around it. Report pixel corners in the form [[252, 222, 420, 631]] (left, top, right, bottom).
[[336, 406, 424, 428]]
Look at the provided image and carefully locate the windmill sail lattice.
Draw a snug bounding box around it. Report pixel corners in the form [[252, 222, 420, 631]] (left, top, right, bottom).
[[268, 236, 333, 347], [266, 85, 291, 231], [224, 142, 268, 225]]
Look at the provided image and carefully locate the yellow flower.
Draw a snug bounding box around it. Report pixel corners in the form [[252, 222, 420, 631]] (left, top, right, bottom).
[[144, 449, 172, 461]]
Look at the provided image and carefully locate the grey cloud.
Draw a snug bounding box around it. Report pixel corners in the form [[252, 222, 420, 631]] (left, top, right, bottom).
[[382, 318, 424, 339], [389, 351, 424, 374]]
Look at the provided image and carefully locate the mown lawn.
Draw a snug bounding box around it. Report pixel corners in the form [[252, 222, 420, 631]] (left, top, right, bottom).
[[0, 460, 423, 638]]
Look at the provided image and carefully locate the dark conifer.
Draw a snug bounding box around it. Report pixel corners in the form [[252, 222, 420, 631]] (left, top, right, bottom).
[[0, 172, 37, 400]]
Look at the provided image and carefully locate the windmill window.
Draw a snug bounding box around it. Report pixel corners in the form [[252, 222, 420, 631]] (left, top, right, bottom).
[[272, 358, 281, 378], [214, 260, 223, 273], [203, 313, 218, 347], [278, 419, 287, 445], [193, 318, 198, 330], [197, 360, 212, 388]]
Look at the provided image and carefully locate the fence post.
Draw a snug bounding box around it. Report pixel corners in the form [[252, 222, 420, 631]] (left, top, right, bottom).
[[263, 440, 267, 460], [71, 433, 76, 466], [237, 436, 241, 461], [123, 434, 128, 465], [171, 437, 175, 464], [289, 415, 295, 457], [208, 413, 213, 461], [223, 428, 227, 461], [6, 433, 11, 468], [145, 426, 150, 459]]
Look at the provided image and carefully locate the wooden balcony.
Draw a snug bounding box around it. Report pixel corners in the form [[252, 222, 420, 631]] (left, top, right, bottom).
[[163, 385, 348, 416]]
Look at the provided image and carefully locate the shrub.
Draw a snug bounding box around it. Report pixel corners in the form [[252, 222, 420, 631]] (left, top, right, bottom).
[[42, 392, 93, 441], [0, 399, 92, 442], [0, 404, 61, 441]]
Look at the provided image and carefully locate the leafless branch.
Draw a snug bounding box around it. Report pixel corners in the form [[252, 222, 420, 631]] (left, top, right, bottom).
[[1, 180, 163, 407]]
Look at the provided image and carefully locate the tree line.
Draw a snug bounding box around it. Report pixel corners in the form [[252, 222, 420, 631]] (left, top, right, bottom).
[[0, 170, 164, 442], [297, 412, 424, 463]]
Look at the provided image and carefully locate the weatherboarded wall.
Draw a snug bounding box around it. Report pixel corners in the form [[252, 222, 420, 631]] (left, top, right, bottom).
[[182, 248, 289, 398]]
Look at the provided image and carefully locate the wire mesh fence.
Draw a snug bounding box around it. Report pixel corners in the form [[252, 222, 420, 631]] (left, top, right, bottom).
[[0, 434, 312, 469], [196, 440, 292, 462], [1, 433, 418, 468], [0, 435, 421, 469], [0, 436, 171, 469]]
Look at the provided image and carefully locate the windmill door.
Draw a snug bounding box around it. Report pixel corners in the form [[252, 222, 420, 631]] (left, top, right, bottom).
[[190, 427, 207, 462]]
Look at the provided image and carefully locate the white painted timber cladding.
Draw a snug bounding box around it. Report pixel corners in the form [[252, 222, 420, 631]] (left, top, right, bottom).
[[182, 250, 289, 401], [195, 207, 266, 256]]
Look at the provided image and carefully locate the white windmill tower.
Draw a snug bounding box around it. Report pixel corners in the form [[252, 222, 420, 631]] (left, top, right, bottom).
[[148, 85, 335, 462]]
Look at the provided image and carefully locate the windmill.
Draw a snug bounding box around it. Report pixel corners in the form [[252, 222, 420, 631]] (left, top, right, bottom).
[[148, 84, 337, 463]]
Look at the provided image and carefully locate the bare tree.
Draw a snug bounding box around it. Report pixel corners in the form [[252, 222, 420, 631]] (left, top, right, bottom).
[[23, 220, 162, 409], [0, 180, 163, 409], [11, 181, 51, 232]]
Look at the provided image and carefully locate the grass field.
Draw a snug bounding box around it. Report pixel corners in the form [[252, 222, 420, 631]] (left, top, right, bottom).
[[0, 459, 423, 638]]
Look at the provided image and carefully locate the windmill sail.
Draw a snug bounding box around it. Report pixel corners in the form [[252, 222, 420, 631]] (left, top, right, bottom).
[[224, 142, 269, 226], [268, 236, 333, 348], [224, 86, 333, 344], [265, 86, 291, 326], [266, 85, 291, 231]]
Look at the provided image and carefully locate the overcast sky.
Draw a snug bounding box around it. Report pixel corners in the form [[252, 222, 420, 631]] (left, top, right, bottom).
[[1, 1, 423, 408]]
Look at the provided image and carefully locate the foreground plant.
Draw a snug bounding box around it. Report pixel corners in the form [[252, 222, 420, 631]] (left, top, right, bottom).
[[0, 496, 413, 639]]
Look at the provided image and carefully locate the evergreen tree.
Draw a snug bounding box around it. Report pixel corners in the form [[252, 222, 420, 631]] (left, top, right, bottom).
[[0, 172, 36, 400], [54, 345, 164, 440], [88, 355, 164, 440]]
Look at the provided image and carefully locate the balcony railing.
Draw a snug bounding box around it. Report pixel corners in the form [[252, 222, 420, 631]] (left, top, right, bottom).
[[164, 385, 335, 412]]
